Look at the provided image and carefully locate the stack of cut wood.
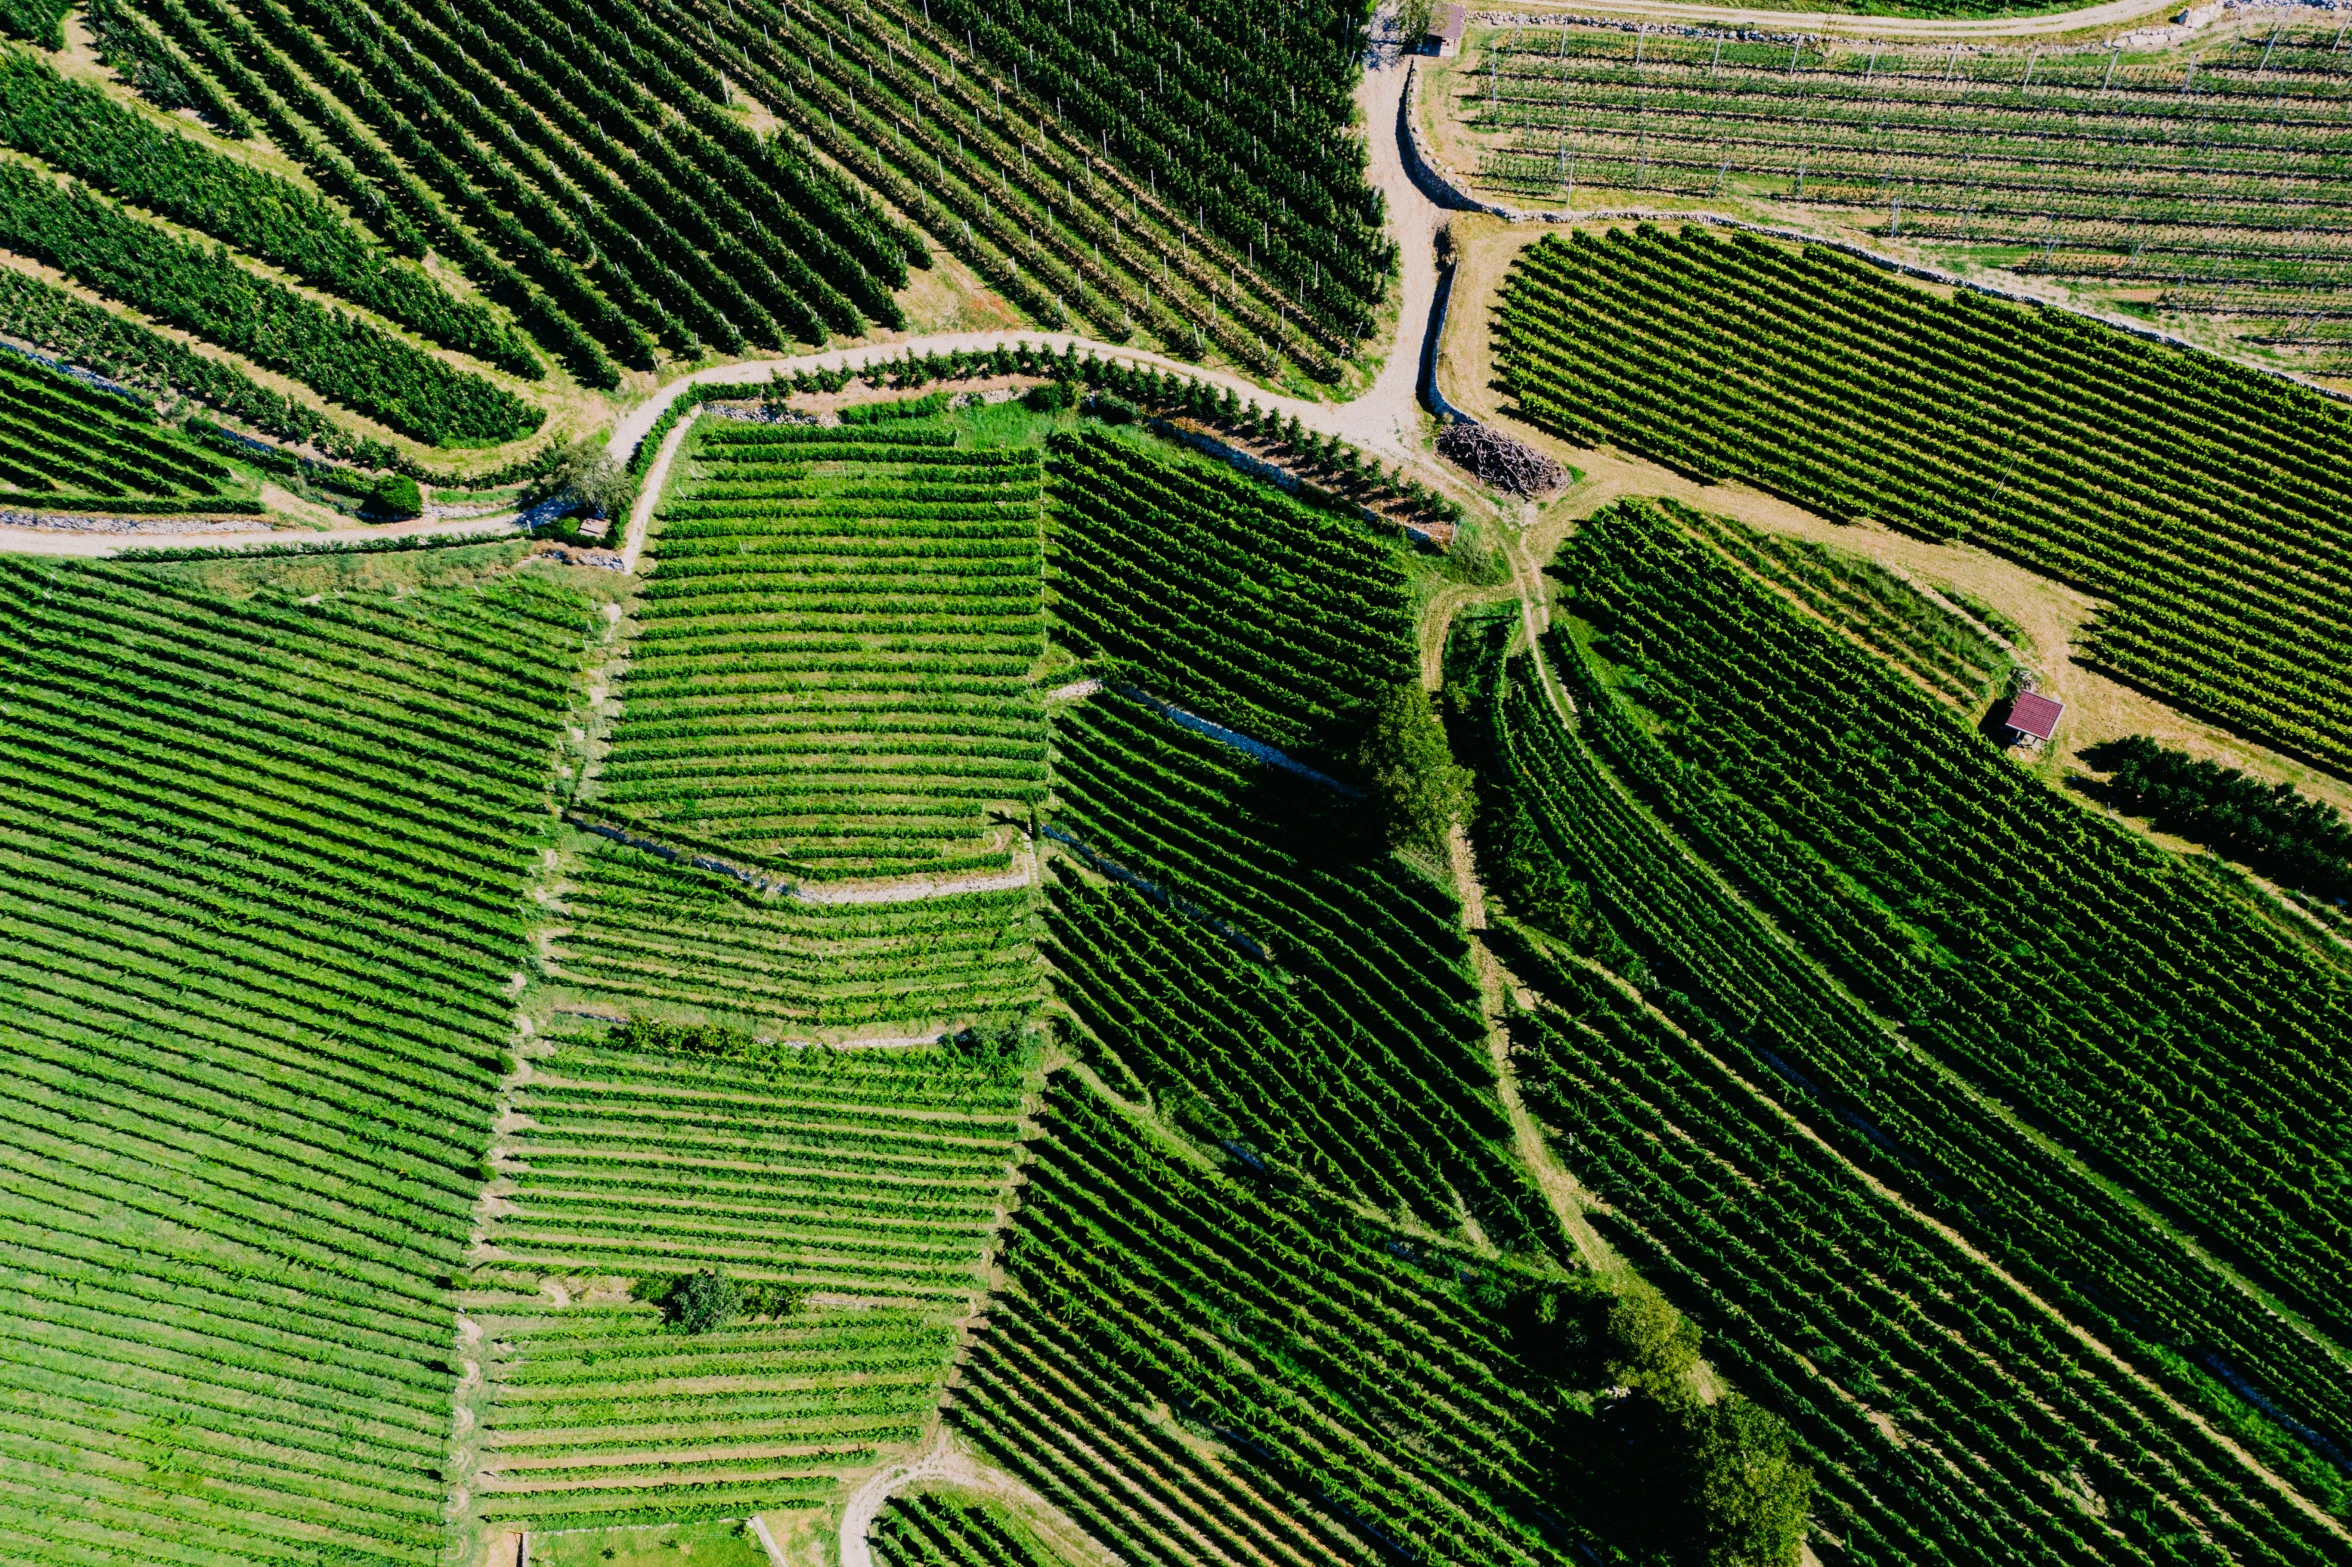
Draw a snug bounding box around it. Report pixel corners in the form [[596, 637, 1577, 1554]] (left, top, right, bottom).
[[1438, 421, 1568, 496]]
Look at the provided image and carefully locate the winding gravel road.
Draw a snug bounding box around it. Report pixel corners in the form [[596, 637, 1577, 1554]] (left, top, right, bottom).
[[0, 0, 2224, 562]]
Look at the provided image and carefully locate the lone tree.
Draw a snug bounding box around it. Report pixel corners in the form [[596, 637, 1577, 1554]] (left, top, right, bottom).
[[1580, 1282, 1815, 1566], [1356, 682, 1474, 856], [656, 1269, 741, 1334], [364, 472, 422, 520], [1601, 1282, 1703, 1400], [1688, 1397, 1816, 1567]]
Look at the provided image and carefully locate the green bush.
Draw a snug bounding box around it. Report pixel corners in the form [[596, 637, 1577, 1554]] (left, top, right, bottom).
[[1022, 379, 1075, 412], [655, 1269, 740, 1335], [1688, 1398, 1815, 1567], [366, 472, 422, 519], [1355, 681, 1475, 854], [0, 0, 67, 49], [1601, 1282, 1702, 1401]]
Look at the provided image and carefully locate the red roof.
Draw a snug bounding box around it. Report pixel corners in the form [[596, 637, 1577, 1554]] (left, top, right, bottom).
[[2006, 690, 2064, 740], [1430, 3, 1466, 43]]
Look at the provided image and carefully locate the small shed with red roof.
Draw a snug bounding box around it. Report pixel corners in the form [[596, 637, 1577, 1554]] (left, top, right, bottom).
[[2003, 689, 2064, 747]]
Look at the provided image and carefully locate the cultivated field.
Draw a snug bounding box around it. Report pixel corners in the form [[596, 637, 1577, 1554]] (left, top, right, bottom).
[[592, 414, 1048, 883], [1443, 20, 2352, 373], [1, 0, 2349, 1557], [1495, 224, 2352, 773], [462, 1020, 1025, 1533], [1454, 497, 2352, 1555], [0, 547, 598, 1563]]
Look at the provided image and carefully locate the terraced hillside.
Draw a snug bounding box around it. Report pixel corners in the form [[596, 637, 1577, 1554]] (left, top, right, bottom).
[[548, 836, 1042, 1038], [0, 547, 597, 1565], [592, 416, 1048, 883], [1449, 20, 2352, 373], [948, 1074, 1795, 1567], [0, 348, 259, 514], [1496, 224, 2352, 773], [1037, 428, 1543, 1246], [1454, 498, 2352, 1555], [460, 1021, 1027, 1532]]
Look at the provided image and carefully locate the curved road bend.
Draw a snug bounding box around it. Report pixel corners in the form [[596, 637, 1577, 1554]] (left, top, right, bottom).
[[0, 0, 2204, 560]]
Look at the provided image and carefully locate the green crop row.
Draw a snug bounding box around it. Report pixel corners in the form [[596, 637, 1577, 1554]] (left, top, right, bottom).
[[0, 552, 596, 1562], [1450, 503, 2352, 1549], [1496, 223, 2352, 771], [0, 48, 536, 375], [954, 1076, 1571, 1567], [469, 1024, 1019, 1529], [0, 158, 537, 445]]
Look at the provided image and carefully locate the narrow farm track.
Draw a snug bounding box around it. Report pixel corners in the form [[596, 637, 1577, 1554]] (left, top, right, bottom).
[[0, 0, 2292, 565], [620, 406, 698, 574], [1508, 919, 2352, 1545]]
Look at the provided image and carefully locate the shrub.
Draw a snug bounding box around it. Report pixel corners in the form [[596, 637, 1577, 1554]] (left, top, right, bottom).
[[1355, 681, 1475, 855], [1687, 1398, 1815, 1567], [365, 472, 422, 519], [1601, 1282, 1702, 1400], [655, 1269, 740, 1334], [1023, 379, 1075, 412]]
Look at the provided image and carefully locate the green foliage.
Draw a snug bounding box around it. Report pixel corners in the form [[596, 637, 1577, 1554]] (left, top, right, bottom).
[[1599, 1282, 1700, 1401], [1670, 503, 2008, 707], [1687, 1399, 1814, 1567], [85, 0, 250, 134], [2086, 734, 2352, 903], [476, 1035, 1024, 1529], [952, 1074, 1577, 1564], [0, 350, 249, 505], [602, 420, 1045, 879], [164, 0, 913, 380], [0, 264, 408, 468], [1045, 691, 1546, 1249], [1457, 508, 2352, 1562], [0, 159, 539, 444], [563, 842, 1042, 1034], [942, 1019, 1038, 1076], [1356, 680, 1474, 854], [655, 1268, 741, 1334], [0, 48, 533, 374], [1046, 428, 1415, 757], [871, 1492, 1061, 1567], [0, 555, 599, 1561], [0, 0, 64, 49], [366, 471, 422, 519], [614, 1016, 760, 1058], [1021, 378, 1076, 413], [841, 390, 951, 424], [527, 433, 628, 519]]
